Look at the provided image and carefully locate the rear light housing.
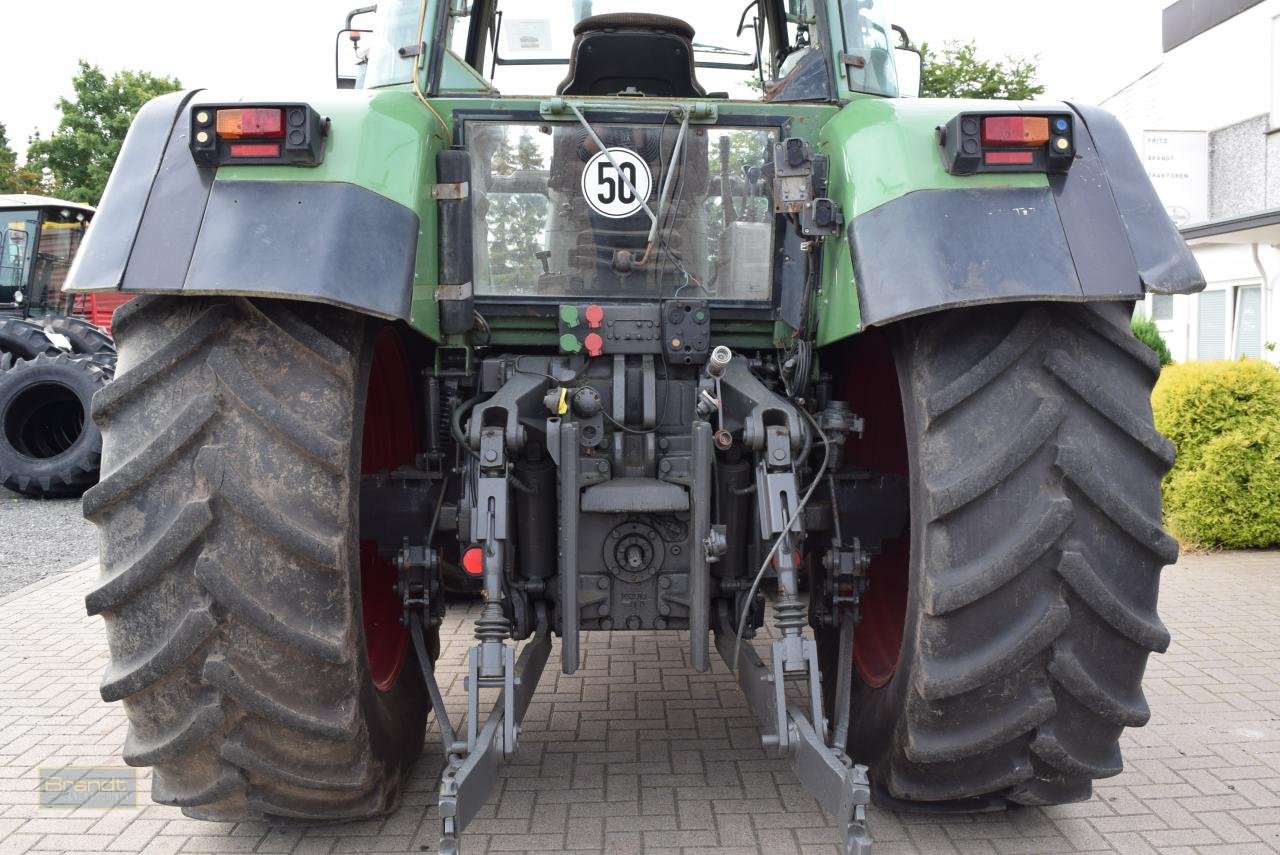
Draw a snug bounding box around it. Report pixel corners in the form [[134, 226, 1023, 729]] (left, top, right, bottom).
[[938, 111, 1075, 176], [189, 103, 329, 167]]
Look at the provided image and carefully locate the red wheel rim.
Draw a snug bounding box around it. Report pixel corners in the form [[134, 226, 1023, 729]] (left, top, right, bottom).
[[360, 329, 416, 692], [838, 329, 910, 689]]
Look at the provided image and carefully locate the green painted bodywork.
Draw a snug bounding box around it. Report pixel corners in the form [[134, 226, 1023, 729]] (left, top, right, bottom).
[[207, 39, 1051, 350], [812, 98, 1050, 347]]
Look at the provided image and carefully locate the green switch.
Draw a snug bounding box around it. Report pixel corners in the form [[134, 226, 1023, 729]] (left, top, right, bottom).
[[559, 304, 581, 327], [559, 333, 582, 353]]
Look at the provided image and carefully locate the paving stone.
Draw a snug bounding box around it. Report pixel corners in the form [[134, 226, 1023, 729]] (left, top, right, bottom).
[[0, 553, 1277, 853]]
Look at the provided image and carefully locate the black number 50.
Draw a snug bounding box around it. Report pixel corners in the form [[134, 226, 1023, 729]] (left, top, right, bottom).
[[596, 160, 637, 205]]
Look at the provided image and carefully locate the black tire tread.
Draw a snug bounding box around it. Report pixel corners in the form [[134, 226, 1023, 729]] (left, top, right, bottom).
[[852, 301, 1173, 807], [0, 317, 60, 362], [0, 352, 107, 496], [87, 296, 424, 822]]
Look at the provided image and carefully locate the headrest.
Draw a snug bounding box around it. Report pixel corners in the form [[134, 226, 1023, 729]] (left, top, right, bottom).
[[572, 13, 695, 41]]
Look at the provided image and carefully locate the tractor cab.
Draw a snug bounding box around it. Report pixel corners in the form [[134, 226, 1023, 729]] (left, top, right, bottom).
[[0, 195, 94, 320]]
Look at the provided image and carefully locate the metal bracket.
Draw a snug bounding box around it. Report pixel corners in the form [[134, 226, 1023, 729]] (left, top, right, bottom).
[[756, 427, 799, 539], [465, 644, 516, 753], [432, 181, 470, 200], [539, 97, 718, 122]]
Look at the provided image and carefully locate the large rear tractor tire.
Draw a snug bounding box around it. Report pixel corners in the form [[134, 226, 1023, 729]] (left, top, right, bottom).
[[821, 301, 1175, 809], [84, 295, 434, 821], [0, 353, 106, 497]]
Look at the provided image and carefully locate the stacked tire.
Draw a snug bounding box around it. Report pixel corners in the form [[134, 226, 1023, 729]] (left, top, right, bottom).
[[0, 315, 116, 497]]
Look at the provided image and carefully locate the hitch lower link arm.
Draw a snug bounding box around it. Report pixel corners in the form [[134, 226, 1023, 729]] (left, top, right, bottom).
[[719, 421, 874, 854], [715, 626, 873, 855], [432, 422, 554, 854]]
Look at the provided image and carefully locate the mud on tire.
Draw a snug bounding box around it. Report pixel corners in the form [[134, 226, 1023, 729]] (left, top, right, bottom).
[[84, 295, 432, 821], [825, 301, 1175, 808]]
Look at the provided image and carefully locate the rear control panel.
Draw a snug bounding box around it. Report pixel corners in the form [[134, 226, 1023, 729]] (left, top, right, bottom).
[[558, 301, 711, 364]]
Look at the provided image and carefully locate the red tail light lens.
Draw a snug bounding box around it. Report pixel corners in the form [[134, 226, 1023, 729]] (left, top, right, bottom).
[[215, 108, 285, 140], [981, 116, 1050, 147], [984, 150, 1035, 166], [228, 143, 282, 158]]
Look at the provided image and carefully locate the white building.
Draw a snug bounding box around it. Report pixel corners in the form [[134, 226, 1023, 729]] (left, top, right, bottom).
[[1102, 0, 1280, 363]]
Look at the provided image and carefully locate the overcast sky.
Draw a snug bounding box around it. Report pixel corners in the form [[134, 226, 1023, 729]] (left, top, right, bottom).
[[3, 0, 1170, 159]]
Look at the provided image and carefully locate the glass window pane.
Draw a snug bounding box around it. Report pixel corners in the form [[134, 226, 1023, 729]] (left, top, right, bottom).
[[466, 121, 777, 301], [838, 0, 899, 97], [1197, 289, 1226, 360], [1235, 286, 1262, 359], [1151, 293, 1173, 322]]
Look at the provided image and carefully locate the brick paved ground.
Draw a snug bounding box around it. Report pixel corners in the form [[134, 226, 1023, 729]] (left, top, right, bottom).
[[0, 551, 1277, 854]]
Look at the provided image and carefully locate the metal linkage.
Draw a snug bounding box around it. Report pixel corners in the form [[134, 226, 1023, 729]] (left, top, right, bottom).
[[439, 606, 553, 855], [715, 629, 873, 854]]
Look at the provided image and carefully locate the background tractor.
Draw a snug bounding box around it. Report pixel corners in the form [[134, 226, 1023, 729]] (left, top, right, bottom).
[[0, 194, 125, 497], [69, 1, 1203, 852]]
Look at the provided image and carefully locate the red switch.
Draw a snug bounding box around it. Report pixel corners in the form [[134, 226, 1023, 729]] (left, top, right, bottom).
[[585, 304, 604, 329], [584, 332, 604, 357], [462, 547, 484, 576]]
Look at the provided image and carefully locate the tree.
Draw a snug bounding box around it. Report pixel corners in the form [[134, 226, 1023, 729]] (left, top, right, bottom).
[[487, 130, 548, 289], [26, 61, 181, 204], [0, 123, 43, 195], [919, 40, 1044, 101]]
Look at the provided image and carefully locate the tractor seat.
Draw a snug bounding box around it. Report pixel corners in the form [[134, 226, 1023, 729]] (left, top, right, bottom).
[[556, 13, 706, 98]]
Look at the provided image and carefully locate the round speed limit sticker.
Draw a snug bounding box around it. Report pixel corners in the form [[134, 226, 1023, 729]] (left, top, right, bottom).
[[581, 147, 652, 219]]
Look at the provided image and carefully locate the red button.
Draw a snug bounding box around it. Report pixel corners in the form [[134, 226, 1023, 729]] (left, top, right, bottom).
[[584, 332, 603, 357], [462, 547, 484, 576], [585, 304, 604, 328]]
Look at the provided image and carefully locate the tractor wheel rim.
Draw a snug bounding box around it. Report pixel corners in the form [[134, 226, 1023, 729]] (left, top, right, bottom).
[[853, 540, 908, 688], [360, 329, 415, 692], [842, 328, 910, 689]]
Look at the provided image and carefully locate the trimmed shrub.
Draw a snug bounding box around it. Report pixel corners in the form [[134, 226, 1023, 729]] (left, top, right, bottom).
[[1165, 417, 1280, 548], [1152, 359, 1280, 474], [1153, 359, 1280, 548], [1131, 315, 1172, 366]]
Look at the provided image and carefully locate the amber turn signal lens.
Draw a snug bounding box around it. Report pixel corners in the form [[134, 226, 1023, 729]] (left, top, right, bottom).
[[215, 108, 285, 140], [982, 116, 1050, 147]]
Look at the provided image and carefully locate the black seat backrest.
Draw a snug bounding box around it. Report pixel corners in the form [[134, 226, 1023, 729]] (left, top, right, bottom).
[[557, 13, 705, 98]]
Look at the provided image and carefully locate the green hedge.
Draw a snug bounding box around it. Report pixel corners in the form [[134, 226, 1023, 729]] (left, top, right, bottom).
[[1131, 315, 1172, 366], [1153, 359, 1280, 548]]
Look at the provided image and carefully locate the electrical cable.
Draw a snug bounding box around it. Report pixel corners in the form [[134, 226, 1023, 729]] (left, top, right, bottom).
[[730, 404, 831, 676]]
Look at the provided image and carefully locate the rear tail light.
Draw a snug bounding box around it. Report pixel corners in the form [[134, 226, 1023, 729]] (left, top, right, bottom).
[[938, 111, 1075, 175], [981, 116, 1049, 147], [215, 108, 285, 140], [189, 103, 328, 167]]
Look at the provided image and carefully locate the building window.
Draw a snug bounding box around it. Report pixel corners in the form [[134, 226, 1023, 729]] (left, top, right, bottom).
[[1198, 290, 1227, 359], [1151, 294, 1174, 322], [1235, 285, 1263, 358]]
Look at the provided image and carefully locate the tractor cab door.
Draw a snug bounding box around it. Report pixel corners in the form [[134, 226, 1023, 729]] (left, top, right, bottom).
[[0, 211, 38, 309]]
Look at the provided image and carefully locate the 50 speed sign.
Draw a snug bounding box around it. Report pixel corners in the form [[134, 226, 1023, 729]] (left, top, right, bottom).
[[581, 147, 652, 219]]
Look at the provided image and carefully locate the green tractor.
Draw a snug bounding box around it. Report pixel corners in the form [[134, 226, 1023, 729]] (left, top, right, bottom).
[[69, 2, 1202, 851], [0, 194, 120, 496]]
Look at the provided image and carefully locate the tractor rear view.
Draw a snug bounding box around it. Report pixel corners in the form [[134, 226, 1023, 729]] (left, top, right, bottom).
[[69, 2, 1203, 852]]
